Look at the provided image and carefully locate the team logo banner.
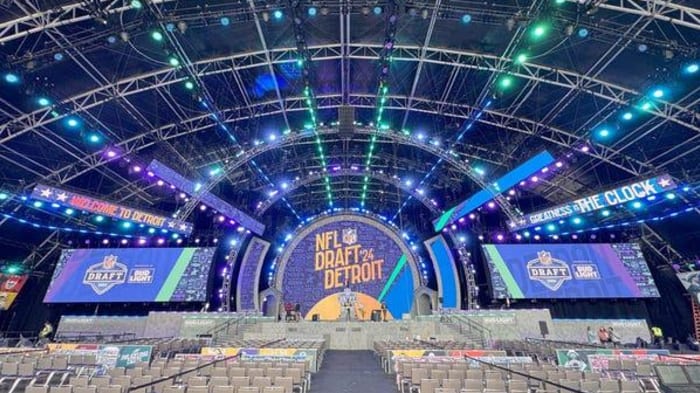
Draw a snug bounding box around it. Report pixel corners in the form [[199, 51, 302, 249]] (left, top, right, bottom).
[[509, 174, 677, 230], [31, 184, 193, 235], [44, 248, 215, 303], [47, 344, 152, 370], [279, 214, 417, 321], [557, 349, 669, 372], [482, 243, 659, 299], [0, 274, 28, 310], [677, 272, 700, 304]]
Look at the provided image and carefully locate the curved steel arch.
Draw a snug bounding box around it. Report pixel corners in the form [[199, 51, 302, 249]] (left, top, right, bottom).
[[254, 168, 441, 216], [3, 44, 697, 148], [1, 1, 697, 46]]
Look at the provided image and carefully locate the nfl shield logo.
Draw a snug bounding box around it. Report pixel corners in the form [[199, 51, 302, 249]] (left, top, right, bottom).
[[526, 251, 572, 291], [342, 228, 357, 245]]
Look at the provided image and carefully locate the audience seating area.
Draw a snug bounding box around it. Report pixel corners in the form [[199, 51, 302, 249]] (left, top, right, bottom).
[[374, 340, 482, 373]]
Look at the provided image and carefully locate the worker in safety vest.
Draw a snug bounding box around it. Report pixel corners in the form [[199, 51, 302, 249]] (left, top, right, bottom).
[[651, 326, 663, 347]]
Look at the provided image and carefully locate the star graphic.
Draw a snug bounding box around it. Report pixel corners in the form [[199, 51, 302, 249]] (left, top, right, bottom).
[[56, 192, 68, 202], [179, 224, 188, 231], [40, 188, 52, 198], [658, 177, 671, 188], [167, 221, 176, 228]]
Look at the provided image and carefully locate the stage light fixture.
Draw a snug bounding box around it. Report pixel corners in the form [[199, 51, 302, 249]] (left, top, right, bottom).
[[4, 73, 20, 84], [53, 52, 64, 61], [637, 44, 647, 52], [37, 97, 51, 107], [572, 217, 582, 225], [106, 150, 117, 158], [168, 56, 180, 67], [65, 208, 74, 215], [184, 80, 195, 90], [88, 133, 101, 143], [651, 88, 664, 98], [640, 101, 652, 111], [33, 201, 43, 208], [474, 166, 486, 176], [531, 23, 548, 39], [66, 117, 80, 128], [596, 127, 611, 139], [308, 7, 317, 16], [631, 201, 643, 209], [373, 6, 382, 15], [107, 35, 117, 44], [577, 28, 589, 38], [273, 10, 283, 20], [151, 30, 163, 41], [665, 192, 676, 200], [122, 222, 132, 229], [546, 224, 556, 232], [0, 193, 7, 200], [498, 75, 514, 89], [132, 165, 142, 173], [622, 112, 633, 121], [220, 17, 230, 26], [461, 14, 472, 24], [515, 53, 528, 64], [685, 63, 699, 74], [95, 215, 104, 222], [130, 0, 142, 9]]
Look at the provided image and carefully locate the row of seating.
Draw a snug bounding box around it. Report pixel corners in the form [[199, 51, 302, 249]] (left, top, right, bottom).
[[27, 383, 285, 393], [402, 377, 643, 393]]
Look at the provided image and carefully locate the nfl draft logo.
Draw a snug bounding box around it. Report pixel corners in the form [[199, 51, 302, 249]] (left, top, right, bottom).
[[342, 228, 357, 245], [83, 255, 127, 295], [2, 277, 19, 290], [527, 251, 572, 291]]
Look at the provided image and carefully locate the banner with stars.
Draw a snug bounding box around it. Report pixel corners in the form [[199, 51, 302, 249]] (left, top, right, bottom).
[[31, 184, 193, 235]]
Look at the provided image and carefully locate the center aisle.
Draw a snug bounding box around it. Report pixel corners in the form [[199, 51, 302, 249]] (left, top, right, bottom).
[[311, 350, 397, 393]]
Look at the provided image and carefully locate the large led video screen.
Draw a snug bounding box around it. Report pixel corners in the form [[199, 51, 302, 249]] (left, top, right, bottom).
[[44, 248, 216, 303], [482, 243, 659, 299]]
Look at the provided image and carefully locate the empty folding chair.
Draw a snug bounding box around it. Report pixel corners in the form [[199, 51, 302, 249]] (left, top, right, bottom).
[[70, 377, 90, 387], [620, 380, 641, 393], [209, 377, 229, 387], [89, 377, 111, 388], [148, 368, 163, 378], [434, 389, 456, 393], [237, 388, 260, 393], [36, 357, 52, 370], [186, 387, 208, 393], [230, 376, 250, 389], [26, 387, 49, 393], [558, 379, 579, 392], [247, 369, 265, 379], [126, 368, 143, 378], [485, 378, 506, 393], [265, 368, 284, 380], [111, 376, 132, 390], [508, 380, 528, 393], [417, 378, 439, 393], [50, 386, 73, 393], [108, 368, 125, 378], [162, 387, 184, 393], [210, 387, 235, 393], [430, 369, 447, 384], [465, 370, 482, 380], [74, 386, 97, 393], [441, 379, 461, 391], [564, 370, 582, 380], [607, 359, 622, 372], [447, 369, 464, 381], [210, 368, 228, 378], [1, 362, 18, 376], [635, 364, 653, 378], [599, 379, 619, 393], [96, 386, 122, 393], [273, 376, 294, 393], [187, 376, 208, 387], [462, 378, 482, 393], [228, 367, 246, 378], [252, 376, 272, 391], [262, 387, 285, 393], [585, 372, 602, 381], [579, 380, 599, 393], [621, 360, 637, 372]]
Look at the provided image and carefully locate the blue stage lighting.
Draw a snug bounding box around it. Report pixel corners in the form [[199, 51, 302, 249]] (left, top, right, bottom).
[[107, 35, 117, 44], [37, 97, 51, 107], [273, 10, 283, 19], [665, 193, 676, 200], [572, 217, 582, 225], [66, 117, 80, 128], [53, 52, 64, 61], [165, 23, 175, 32], [577, 28, 588, 38], [220, 17, 230, 26], [461, 14, 472, 24], [651, 88, 664, 98], [88, 133, 101, 143], [596, 128, 612, 139], [631, 201, 643, 209], [546, 224, 556, 232], [0, 193, 7, 200], [95, 215, 104, 222], [308, 7, 317, 16], [4, 73, 19, 84], [685, 63, 698, 74], [65, 208, 74, 215], [122, 222, 132, 229], [622, 112, 633, 121], [33, 201, 43, 208], [373, 6, 382, 15]]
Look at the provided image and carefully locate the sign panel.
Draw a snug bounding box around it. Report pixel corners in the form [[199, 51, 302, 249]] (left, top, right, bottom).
[[0, 274, 27, 310], [482, 243, 659, 299], [146, 160, 265, 235], [200, 348, 318, 372], [44, 248, 215, 303], [278, 214, 417, 321], [31, 184, 193, 235], [509, 174, 677, 230], [47, 343, 152, 370], [556, 349, 669, 372], [676, 272, 700, 304], [433, 151, 555, 231]]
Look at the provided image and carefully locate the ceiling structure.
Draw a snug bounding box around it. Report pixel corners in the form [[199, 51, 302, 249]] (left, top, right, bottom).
[[0, 0, 698, 270]]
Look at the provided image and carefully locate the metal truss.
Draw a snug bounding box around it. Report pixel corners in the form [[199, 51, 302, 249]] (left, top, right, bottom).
[[254, 168, 441, 216], [577, 0, 700, 31]]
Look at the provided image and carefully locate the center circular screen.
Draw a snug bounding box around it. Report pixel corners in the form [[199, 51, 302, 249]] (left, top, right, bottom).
[[277, 214, 417, 321]]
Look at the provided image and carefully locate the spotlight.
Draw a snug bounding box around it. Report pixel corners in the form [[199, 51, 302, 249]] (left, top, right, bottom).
[[122, 222, 132, 229], [102, 239, 110, 245], [631, 201, 643, 209], [515, 53, 528, 64], [685, 63, 699, 74], [596, 127, 612, 139], [87, 133, 101, 143], [138, 238, 147, 245], [637, 44, 648, 52], [121, 239, 128, 245], [130, 0, 142, 9], [461, 14, 472, 24], [165, 23, 175, 32], [572, 217, 582, 225], [65, 208, 74, 215], [37, 97, 51, 107], [622, 112, 633, 121], [651, 88, 664, 98], [66, 117, 80, 128], [601, 210, 610, 217], [498, 75, 514, 89], [0, 193, 7, 200], [33, 201, 43, 208], [184, 81, 195, 90], [177, 21, 188, 33], [308, 7, 317, 16], [107, 36, 117, 44], [320, 6, 329, 15], [273, 10, 283, 20], [531, 23, 548, 39], [151, 30, 163, 41], [373, 6, 382, 15], [577, 28, 589, 38], [665, 193, 676, 200], [132, 165, 142, 173], [4, 73, 20, 84], [640, 101, 652, 111], [220, 17, 230, 26], [157, 238, 165, 245], [95, 215, 105, 222], [168, 57, 180, 67], [53, 52, 64, 61], [106, 150, 117, 158], [546, 224, 556, 232]]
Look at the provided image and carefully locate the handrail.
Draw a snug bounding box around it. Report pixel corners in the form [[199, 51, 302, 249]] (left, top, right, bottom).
[[525, 337, 604, 349], [463, 354, 585, 393], [0, 348, 48, 356], [203, 315, 248, 340], [128, 353, 241, 391], [55, 331, 137, 342], [440, 313, 492, 347]]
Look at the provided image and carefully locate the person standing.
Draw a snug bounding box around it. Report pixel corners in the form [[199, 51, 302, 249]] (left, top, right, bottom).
[[651, 326, 664, 347], [380, 301, 388, 322], [38, 321, 53, 343], [586, 326, 597, 345], [598, 327, 608, 345], [609, 327, 621, 348]]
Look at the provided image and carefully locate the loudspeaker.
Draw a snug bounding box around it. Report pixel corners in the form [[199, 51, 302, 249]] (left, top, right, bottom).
[[338, 106, 355, 138], [312, 314, 319, 321], [538, 321, 549, 337], [371, 310, 382, 322]]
